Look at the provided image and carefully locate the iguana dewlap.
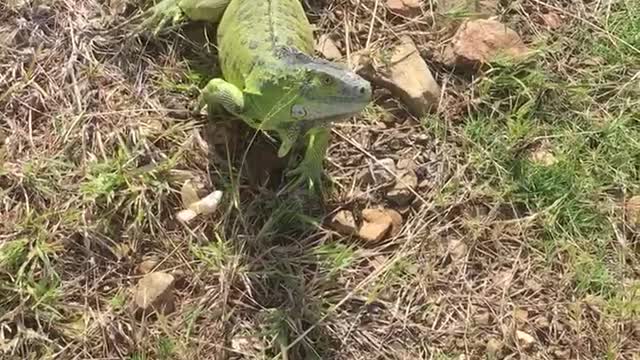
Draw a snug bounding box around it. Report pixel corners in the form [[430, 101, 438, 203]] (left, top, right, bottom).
[[143, 0, 372, 192]]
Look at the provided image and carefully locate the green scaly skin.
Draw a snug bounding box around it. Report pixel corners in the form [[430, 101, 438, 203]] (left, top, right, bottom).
[[141, 0, 372, 194]]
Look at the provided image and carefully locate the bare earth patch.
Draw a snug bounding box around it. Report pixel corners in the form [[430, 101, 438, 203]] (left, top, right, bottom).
[[1, 0, 639, 359]]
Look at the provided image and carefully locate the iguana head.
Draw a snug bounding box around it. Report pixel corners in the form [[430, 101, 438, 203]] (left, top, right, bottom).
[[276, 48, 372, 129], [242, 48, 373, 158]]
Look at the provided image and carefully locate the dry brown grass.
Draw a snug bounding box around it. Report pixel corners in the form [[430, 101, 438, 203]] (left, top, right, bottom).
[[1, 0, 639, 359]]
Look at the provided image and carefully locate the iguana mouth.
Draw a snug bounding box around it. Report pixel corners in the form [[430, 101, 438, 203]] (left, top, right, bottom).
[[298, 111, 363, 132]]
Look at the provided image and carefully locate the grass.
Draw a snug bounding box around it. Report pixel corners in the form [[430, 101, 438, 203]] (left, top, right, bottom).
[[1, 0, 640, 359]]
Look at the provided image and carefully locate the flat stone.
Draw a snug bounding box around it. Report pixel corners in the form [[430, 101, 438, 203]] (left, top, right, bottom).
[[358, 209, 394, 243], [387, 0, 421, 17], [541, 12, 563, 29], [447, 238, 467, 262], [516, 330, 536, 349], [486, 338, 503, 355], [136, 258, 159, 274], [386, 208, 403, 237], [330, 210, 358, 235], [444, 19, 531, 69], [376, 35, 441, 116], [529, 148, 557, 166], [386, 168, 418, 206], [316, 34, 342, 60], [626, 196, 640, 227], [359, 158, 397, 185], [134, 272, 176, 315]]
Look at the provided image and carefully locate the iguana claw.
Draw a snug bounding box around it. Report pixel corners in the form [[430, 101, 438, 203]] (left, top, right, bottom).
[[284, 159, 325, 195], [139, 0, 185, 35], [280, 127, 331, 196]]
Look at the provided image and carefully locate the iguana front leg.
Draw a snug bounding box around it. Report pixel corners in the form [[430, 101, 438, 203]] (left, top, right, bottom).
[[140, 0, 229, 34], [197, 78, 245, 118], [284, 127, 331, 194]]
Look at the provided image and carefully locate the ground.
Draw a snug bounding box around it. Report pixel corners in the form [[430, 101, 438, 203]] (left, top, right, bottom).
[[1, 0, 639, 359]]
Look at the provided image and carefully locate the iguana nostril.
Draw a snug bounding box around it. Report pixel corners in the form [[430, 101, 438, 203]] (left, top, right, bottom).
[[359, 87, 366, 94]]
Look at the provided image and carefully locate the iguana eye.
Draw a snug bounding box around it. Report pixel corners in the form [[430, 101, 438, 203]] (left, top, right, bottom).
[[321, 75, 333, 85], [291, 104, 307, 118]]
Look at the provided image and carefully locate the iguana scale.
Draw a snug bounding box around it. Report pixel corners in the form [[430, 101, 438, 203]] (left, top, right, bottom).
[[142, 0, 372, 192]]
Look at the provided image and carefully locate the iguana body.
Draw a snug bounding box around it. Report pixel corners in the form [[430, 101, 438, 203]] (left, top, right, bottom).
[[142, 0, 372, 192]]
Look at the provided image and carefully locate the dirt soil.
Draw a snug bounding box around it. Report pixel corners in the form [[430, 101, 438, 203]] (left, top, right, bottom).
[[1, 0, 639, 359]]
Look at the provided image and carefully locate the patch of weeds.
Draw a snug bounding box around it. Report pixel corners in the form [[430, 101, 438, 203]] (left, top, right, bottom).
[[360, 103, 390, 124], [572, 250, 619, 298], [590, 0, 640, 64], [109, 290, 127, 311], [0, 238, 29, 272], [420, 113, 448, 139], [605, 281, 640, 319], [256, 308, 290, 359], [366, 255, 417, 304], [463, 114, 513, 184], [464, 6, 639, 301], [190, 235, 234, 271], [432, 350, 462, 360], [81, 160, 127, 203], [156, 336, 176, 360], [252, 195, 323, 242], [0, 228, 64, 359], [312, 242, 355, 277], [21, 157, 77, 201], [157, 66, 210, 94], [80, 142, 176, 230], [129, 352, 147, 360]]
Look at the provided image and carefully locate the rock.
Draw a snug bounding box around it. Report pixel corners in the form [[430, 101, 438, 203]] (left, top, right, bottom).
[[350, 49, 374, 73], [108, 0, 132, 15], [177, 183, 223, 224], [625, 196, 640, 227], [541, 12, 563, 29], [386, 209, 403, 237], [6, 0, 27, 11], [529, 148, 557, 166], [180, 180, 200, 209], [515, 330, 536, 349], [444, 19, 531, 69], [473, 311, 491, 325], [134, 272, 176, 315], [486, 338, 503, 355], [138, 118, 164, 138], [358, 209, 394, 243], [331, 210, 358, 235], [493, 270, 513, 290], [359, 158, 396, 185], [136, 258, 159, 274], [387, 0, 421, 17], [231, 335, 263, 356], [316, 34, 342, 60], [447, 238, 467, 262], [375, 35, 441, 116], [552, 348, 571, 359], [396, 158, 415, 170], [513, 308, 529, 323], [386, 168, 418, 206]]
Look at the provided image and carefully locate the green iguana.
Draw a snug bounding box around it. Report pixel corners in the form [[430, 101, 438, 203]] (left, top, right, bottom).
[[141, 0, 372, 193]]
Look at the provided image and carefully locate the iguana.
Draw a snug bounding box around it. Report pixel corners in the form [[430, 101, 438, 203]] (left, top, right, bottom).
[[141, 0, 372, 193]]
